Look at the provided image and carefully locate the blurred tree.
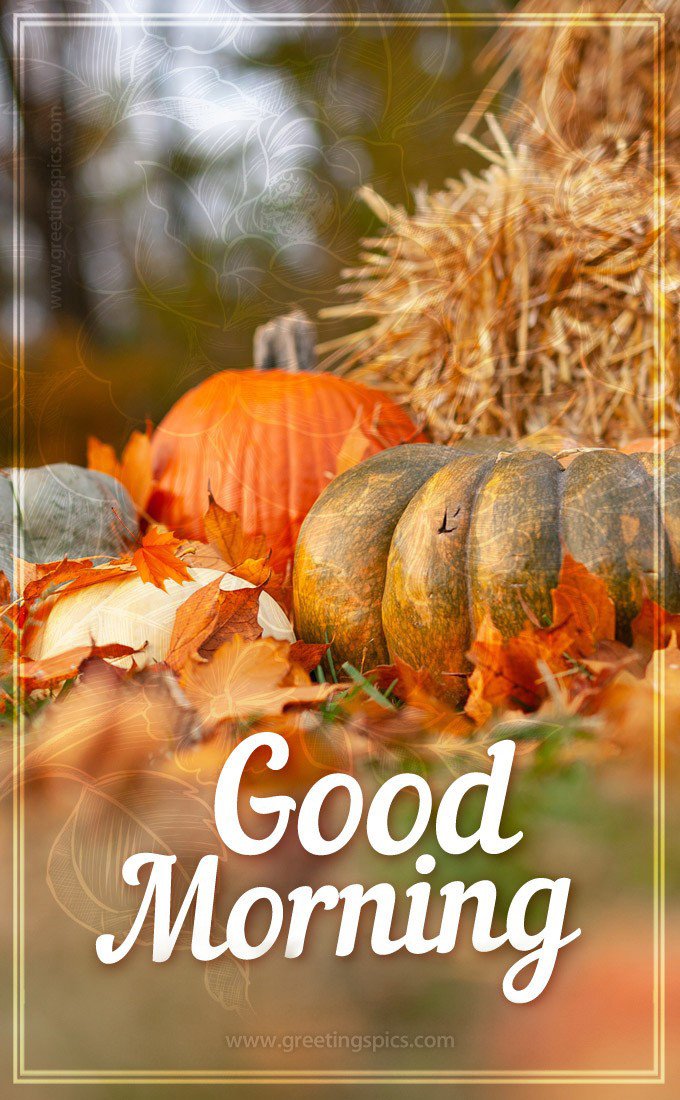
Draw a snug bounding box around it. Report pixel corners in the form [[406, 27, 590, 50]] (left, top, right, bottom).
[[1, 0, 499, 466]]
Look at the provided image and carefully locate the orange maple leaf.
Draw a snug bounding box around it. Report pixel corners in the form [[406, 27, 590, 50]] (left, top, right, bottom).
[[130, 527, 192, 591], [550, 554, 615, 657], [0, 570, 10, 607], [87, 424, 154, 514]]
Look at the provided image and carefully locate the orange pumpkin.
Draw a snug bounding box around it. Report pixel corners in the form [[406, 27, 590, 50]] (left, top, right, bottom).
[[148, 369, 423, 569]]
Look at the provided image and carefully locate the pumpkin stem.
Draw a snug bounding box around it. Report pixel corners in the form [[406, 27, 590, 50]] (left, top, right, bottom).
[[253, 309, 317, 372]]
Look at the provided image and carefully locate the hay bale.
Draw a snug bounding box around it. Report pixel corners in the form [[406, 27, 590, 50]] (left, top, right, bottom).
[[321, 0, 679, 445]]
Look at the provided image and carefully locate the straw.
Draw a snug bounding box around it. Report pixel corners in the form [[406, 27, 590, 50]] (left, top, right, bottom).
[[320, 0, 679, 445]]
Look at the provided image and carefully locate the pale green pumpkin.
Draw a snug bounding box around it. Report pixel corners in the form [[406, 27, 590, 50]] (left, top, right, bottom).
[[0, 464, 138, 591]]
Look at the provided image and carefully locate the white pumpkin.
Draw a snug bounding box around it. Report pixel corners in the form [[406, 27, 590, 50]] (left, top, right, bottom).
[[26, 567, 294, 668]]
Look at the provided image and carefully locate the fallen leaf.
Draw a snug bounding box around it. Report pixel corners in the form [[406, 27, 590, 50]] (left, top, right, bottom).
[[632, 599, 680, 658], [18, 641, 144, 693], [335, 418, 372, 475], [197, 587, 263, 658], [86, 437, 119, 481], [131, 527, 192, 591], [410, 693, 473, 737], [0, 571, 10, 606], [181, 635, 336, 728], [165, 577, 224, 672], [119, 427, 154, 513], [551, 554, 616, 657], [231, 555, 272, 587], [465, 556, 617, 725], [88, 424, 154, 514], [5, 660, 200, 798], [288, 640, 330, 674], [18, 557, 95, 602], [596, 645, 680, 765], [166, 578, 263, 673], [465, 614, 564, 723], [369, 657, 437, 701], [203, 492, 268, 568], [15, 556, 140, 608]]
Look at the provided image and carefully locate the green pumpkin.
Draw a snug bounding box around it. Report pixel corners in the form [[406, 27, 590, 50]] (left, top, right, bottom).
[[293, 443, 680, 703], [0, 464, 137, 591]]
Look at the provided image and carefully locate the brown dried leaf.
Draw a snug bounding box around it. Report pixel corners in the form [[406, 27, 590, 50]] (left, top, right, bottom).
[[288, 640, 330, 673], [166, 578, 263, 674], [197, 586, 262, 658], [0, 570, 11, 606]]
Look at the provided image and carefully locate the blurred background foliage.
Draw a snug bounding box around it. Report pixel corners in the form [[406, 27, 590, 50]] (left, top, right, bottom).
[[0, 0, 505, 467]]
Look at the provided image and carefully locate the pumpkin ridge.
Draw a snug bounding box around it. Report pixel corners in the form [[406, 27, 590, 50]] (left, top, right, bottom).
[[636, 445, 680, 603], [294, 445, 455, 670], [365, 449, 460, 665], [469, 450, 562, 639], [382, 451, 496, 695], [560, 449, 663, 639], [463, 457, 493, 666], [627, 449, 680, 613]]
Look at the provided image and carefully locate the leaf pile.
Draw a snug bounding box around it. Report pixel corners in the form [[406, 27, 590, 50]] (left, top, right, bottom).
[[0, 498, 325, 728], [3, 507, 675, 783]]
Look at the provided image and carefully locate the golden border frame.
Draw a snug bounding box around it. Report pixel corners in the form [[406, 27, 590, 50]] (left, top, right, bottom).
[[11, 8, 666, 1086]]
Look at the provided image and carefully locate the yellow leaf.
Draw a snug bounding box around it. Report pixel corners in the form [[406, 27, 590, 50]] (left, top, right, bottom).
[[335, 418, 372, 475], [204, 492, 269, 568], [231, 556, 273, 586], [88, 425, 154, 514]]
